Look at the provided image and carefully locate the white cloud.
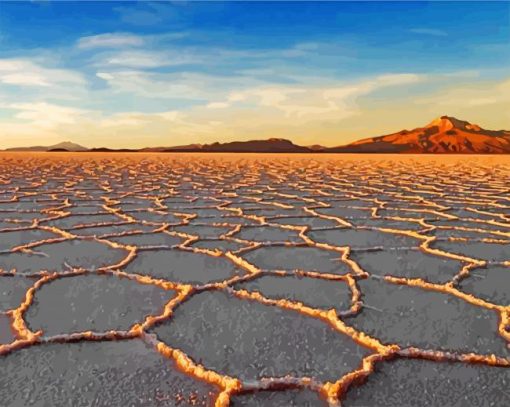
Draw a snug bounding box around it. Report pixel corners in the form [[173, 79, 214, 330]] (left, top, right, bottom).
[[212, 73, 423, 118], [94, 70, 249, 101], [96, 72, 114, 80], [5, 102, 89, 128], [99, 110, 182, 127], [105, 51, 167, 68], [101, 50, 197, 68], [77, 33, 144, 49], [94, 70, 205, 99], [416, 78, 510, 108], [0, 59, 85, 87], [1, 72, 49, 87]]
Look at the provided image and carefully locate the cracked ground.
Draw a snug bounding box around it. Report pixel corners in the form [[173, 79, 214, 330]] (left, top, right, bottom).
[[0, 153, 509, 407]]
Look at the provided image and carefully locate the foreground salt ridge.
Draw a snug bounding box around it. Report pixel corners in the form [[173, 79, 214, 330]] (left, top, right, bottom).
[[0, 153, 508, 406]]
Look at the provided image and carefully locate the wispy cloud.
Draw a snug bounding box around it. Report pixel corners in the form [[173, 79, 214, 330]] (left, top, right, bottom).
[[103, 50, 198, 68], [207, 73, 424, 118], [417, 78, 510, 108], [409, 28, 448, 37], [94, 70, 222, 100], [0, 59, 85, 87], [4, 102, 90, 128], [77, 33, 144, 49]]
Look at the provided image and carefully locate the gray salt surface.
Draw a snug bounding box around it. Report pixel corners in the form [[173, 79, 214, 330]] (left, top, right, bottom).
[[267, 216, 340, 228], [43, 214, 123, 229], [194, 216, 260, 226], [0, 229, 57, 251], [0, 340, 218, 406], [349, 249, 463, 283], [426, 228, 501, 239], [308, 229, 420, 249], [188, 239, 249, 252], [70, 223, 155, 237], [0, 276, 34, 311], [63, 206, 109, 215], [345, 278, 509, 358], [0, 201, 49, 211], [171, 224, 233, 238], [126, 211, 183, 224], [106, 232, 183, 248], [431, 240, 510, 262], [233, 226, 303, 242], [376, 209, 447, 221], [351, 219, 425, 231], [235, 274, 352, 314], [315, 207, 373, 219], [242, 246, 350, 274], [0, 314, 15, 344], [242, 208, 306, 217], [0, 239, 128, 274], [343, 358, 510, 407], [0, 212, 44, 222], [459, 266, 510, 306], [122, 249, 242, 284], [230, 389, 327, 406]]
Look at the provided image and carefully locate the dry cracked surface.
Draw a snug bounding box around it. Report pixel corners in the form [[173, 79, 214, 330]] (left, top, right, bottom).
[[0, 152, 509, 407]]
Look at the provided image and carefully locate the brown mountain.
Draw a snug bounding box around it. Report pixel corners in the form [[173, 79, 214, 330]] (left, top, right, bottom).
[[327, 116, 510, 154], [157, 138, 310, 153]]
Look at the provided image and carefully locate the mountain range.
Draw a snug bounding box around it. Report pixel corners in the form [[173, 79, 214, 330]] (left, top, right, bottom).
[[4, 116, 510, 154], [5, 141, 88, 152]]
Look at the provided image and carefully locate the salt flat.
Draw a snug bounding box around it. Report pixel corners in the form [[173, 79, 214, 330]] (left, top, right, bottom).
[[0, 152, 509, 406]]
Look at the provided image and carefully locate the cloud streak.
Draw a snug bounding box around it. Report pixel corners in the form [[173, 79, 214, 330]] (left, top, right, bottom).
[[77, 33, 144, 49], [409, 28, 448, 37]]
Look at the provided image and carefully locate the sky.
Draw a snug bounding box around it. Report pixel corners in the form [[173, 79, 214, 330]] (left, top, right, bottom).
[[0, 1, 509, 149]]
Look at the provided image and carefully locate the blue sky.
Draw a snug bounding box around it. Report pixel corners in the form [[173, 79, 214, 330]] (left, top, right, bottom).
[[0, 1, 509, 148]]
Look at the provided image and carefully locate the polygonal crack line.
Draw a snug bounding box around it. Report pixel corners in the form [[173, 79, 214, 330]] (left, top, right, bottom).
[[1, 268, 190, 352], [421, 235, 489, 265], [224, 285, 395, 404], [9, 235, 69, 253], [0, 272, 67, 355], [223, 268, 363, 318], [350, 244, 481, 288], [180, 236, 260, 255], [146, 285, 394, 407], [448, 262, 485, 287], [3, 234, 136, 273], [269, 231, 368, 277], [302, 207, 353, 227]]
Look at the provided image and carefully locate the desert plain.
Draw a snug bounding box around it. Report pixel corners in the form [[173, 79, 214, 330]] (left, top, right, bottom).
[[0, 152, 509, 406]]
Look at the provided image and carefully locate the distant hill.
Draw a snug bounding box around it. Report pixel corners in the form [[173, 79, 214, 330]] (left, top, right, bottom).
[[47, 148, 70, 152], [6, 141, 87, 152], [327, 116, 510, 154], [88, 147, 138, 152], [4, 117, 509, 154], [164, 138, 310, 153]]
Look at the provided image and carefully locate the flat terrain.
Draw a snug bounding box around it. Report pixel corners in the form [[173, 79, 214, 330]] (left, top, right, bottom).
[[0, 152, 509, 406]]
